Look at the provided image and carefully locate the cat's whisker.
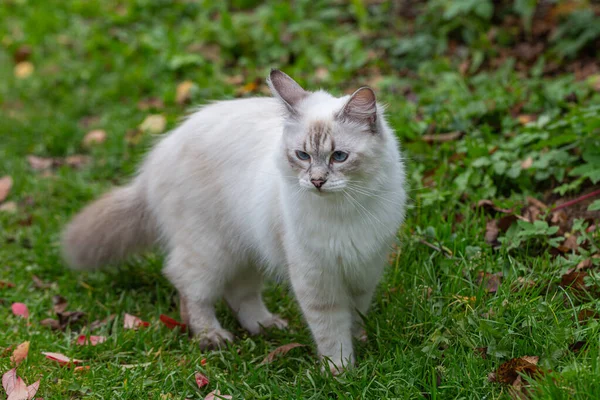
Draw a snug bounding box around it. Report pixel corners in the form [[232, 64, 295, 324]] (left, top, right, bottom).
[[343, 190, 386, 229]]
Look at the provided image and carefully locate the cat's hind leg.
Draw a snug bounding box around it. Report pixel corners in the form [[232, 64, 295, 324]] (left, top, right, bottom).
[[164, 246, 234, 349], [224, 266, 288, 335]]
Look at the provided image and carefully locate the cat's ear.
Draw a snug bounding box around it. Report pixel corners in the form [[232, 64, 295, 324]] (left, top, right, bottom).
[[337, 87, 377, 133], [267, 69, 309, 115]]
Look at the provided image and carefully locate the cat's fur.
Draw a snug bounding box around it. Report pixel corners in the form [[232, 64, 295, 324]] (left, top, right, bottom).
[[62, 70, 406, 372]]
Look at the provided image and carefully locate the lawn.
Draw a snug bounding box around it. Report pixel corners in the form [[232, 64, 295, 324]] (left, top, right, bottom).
[[1, 1, 600, 399]]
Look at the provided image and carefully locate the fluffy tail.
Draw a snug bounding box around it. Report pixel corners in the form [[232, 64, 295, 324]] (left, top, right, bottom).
[[61, 183, 155, 270]]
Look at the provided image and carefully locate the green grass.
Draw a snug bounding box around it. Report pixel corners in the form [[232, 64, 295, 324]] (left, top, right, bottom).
[[1, 1, 599, 399]]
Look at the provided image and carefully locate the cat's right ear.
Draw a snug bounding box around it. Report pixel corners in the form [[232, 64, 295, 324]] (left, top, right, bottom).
[[267, 69, 309, 116]]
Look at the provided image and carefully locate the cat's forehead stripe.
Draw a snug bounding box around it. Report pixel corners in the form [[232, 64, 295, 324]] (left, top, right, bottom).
[[306, 120, 334, 154]]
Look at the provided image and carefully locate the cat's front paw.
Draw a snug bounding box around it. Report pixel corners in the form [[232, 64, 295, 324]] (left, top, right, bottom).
[[320, 355, 355, 375], [258, 314, 289, 331], [196, 328, 234, 350]]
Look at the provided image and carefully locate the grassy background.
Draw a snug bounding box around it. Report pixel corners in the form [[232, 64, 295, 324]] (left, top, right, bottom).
[[1, 1, 599, 399]]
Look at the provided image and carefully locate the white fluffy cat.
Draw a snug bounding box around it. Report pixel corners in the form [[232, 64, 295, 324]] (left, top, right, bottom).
[[62, 70, 406, 373]]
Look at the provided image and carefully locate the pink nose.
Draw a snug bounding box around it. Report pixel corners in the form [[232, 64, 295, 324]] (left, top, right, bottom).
[[311, 179, 326, 189]]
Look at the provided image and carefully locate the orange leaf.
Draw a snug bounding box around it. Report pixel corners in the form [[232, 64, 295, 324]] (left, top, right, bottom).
[[159, 314, 187, 331], [261, 343, 306, 364], [42, 352, 83, 366], [195, 372, 209, 388], [123, 313, 149, 330], [11, 303, 29, 318], [10, 342, 29, 366]]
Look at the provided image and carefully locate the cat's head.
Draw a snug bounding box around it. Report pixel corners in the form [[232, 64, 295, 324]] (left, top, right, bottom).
[[268, 69, 387, 194]]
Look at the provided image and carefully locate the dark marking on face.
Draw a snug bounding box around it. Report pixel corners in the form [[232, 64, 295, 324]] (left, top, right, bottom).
[[305, 120, 333, 157]]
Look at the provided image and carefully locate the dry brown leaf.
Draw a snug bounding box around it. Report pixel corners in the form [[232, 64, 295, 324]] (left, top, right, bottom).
[[261, 343, 306, 364], [476, 271, 503, 293], [53, 295, 68, 314], [14, 62, 34, 79], [13, 45, 32, 63], [421, 131, 463, 143], [0, 176, 13, 203], [137, 97, 164, 111], [89, 314, 116, 331], [557, 234, 579, 253], [0, 281, 15, 288], [31, 275, 54, 290], [477, 199, 513, 215], [176, 81, 195, 105], [10, 342, 29, 366], [139, 114, 166, 134], [83, 129, 107, 147], [488, 356, 543, 384], [485, 220, 500, 245]]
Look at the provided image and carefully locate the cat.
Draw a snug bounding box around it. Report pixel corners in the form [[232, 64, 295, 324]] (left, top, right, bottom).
[[62, 69, 407, 373]]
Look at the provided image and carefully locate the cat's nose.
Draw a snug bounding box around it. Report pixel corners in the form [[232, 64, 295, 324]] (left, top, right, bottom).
[[311, 179, 326, 189]]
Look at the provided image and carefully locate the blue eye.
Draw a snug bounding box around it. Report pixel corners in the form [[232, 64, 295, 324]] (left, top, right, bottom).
[[331, 151, 348, 162], [296, 150, 311, 161]]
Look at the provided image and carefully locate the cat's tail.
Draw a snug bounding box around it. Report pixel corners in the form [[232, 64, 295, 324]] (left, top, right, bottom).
[[61, 182, 155, 270]]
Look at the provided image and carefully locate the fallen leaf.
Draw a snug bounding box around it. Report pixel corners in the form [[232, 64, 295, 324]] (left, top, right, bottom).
[[485, 220, 500, 245], [82, 129, 107, 147], [204, 390, 232, 400], [14, 62, 34, 79], [0, 281, 15, 288], [52, 295, 68, 314], [76, 335, 106, 346], [0, 176, 13, 202], [137, 97, 165, 111], [64, 155, 90, 168], [39, 319, 61, 330], [577, 308, 600, 323], [474, 347, 488, 359], [557, 234, 579, 253], [201, 358, 207, 366], [477, 199, 513, 215], [89, 314, 116, 331], [42, 352, 83, 366], [11, 303, 29, 318], [74, 365, 91, 373], [10, 342, 29, 366], [176, 81, 195, 105], [31, 275, 54, 290], [421, 131, 463, 143], [0, 202, 17, 213], [26, 155, 53, 170], [568, 341, 586, 353], [520, 157, 533, 169], [123, 313, 149, 330], [13, 45, 32, 63], [2, 369, 39, 400], [476, 272, 503, 293], [488, 356, 543, 385], [517, 114, 537, 125], [261, 343, 306, 364], [526, 197, 548, 210], [194, 372, 209, 388], [139, 114, 166, 134], [159, 314, 187, 331]]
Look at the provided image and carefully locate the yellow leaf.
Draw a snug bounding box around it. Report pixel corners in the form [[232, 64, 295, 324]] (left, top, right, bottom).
[[14, 61, 34, 78], [139, 114, 166, 134]]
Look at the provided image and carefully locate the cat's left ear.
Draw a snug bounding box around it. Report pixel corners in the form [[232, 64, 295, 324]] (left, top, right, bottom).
[[267, 69, 309, 115], [337, 87, 377, 133]]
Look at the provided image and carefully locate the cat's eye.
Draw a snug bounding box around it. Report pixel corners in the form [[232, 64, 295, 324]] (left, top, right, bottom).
[[331, 151, 348, 163], [295, 150, 311, 161]]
